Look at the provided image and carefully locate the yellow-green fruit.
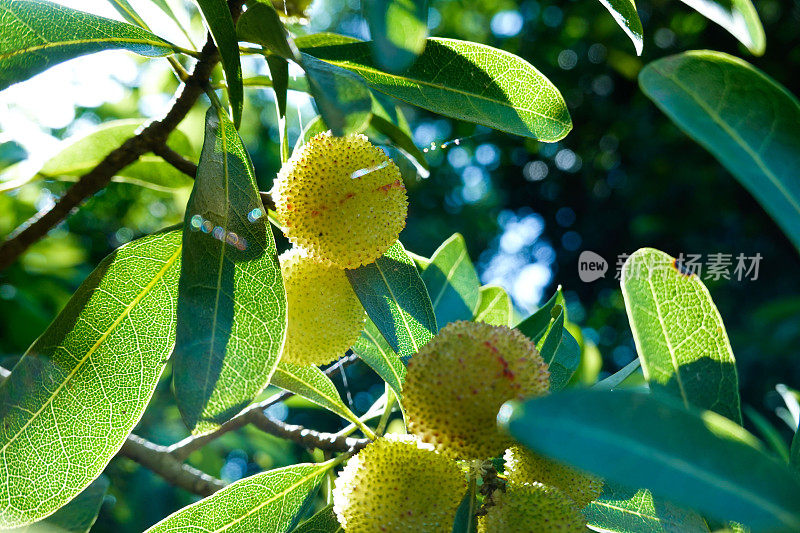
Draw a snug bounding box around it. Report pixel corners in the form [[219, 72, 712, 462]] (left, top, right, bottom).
[[279, 248, 366, 366], [504, 445, 603, 508], [333, 434, 465, 533], [273, 131, 408, 269], [478, 483, 586, 533], [404, 321, 550, 460]]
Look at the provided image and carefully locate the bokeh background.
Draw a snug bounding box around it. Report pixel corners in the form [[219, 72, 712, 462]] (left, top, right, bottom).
[[1, 0, 799, 529]]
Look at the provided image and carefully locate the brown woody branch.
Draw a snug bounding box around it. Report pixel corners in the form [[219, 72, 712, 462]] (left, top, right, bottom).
[[0, 0, 248, 272]]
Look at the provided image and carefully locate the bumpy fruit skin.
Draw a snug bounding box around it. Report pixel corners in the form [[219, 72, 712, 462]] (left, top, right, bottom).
[[478, 483, 587, 533], [273, 131, 408, 269], [504, 445, 603, 508], [279, 248, 366, 366], [404, 321, 550, 460], [333, 434, 465, 533]]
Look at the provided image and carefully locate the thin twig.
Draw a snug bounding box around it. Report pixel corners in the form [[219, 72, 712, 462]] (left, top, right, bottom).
[[249, 414, 369, 452], [120, 435, 227, 496], [168, 353, 360, 461], [152, 144, 198, 178]]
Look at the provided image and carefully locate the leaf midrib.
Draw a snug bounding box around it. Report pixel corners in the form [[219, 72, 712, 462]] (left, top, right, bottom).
[[274, 366, 357, 424], [0, 244, 182, 455], [375, 260, 419, 354], [363, 326, 402, 388], [430, 248, 466, 310], [0, 37, 173, 61], [656, 66, 800, 220]]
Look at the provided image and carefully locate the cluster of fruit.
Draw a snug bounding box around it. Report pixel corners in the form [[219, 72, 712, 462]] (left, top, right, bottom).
[[273, 131, 408, 366], [272, 135, 601, 531]]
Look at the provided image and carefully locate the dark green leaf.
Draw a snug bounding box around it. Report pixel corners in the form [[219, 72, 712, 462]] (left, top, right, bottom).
[[351, 319, 405, 398], [194, 0, 243, 126], [640, 52, 800, 251], [473, 285, 513, 327], [503, 389, 800, 532], [294, 115, 327, 152], [592, 358, 642, 391], [302, 53, 372, 136], [369, 114, 429, 172], [173, 107, 286, 436], [585, 481, 709, 533], [515, 288, 564, 342], [144, 462, 332, 532], [0, 0, 177, 92], [293, 504, 342, 532], [745, 405, 790, 463], [363, 0, 428, 72], [596, 0, 643, 55], [266, 55, 289, 118], [346, 241, 437, 359], [421, 233, 480, 330], [5, 476, 110, 533], [299, 36, 571, 141], [0, 229, 182, 528], [676, 0, 764, 54], [791, 428, 800, 471], [451, 489, 478, 533], [237, 1, 295, 59], [621, 247, 741, 423], [537, 306, 580, 391]]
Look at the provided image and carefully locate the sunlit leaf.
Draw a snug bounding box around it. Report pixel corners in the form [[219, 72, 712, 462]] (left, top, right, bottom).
[[302, 53, 372, 136], [346, 241, 436, 359], [537, 305, 580, 391], [503, 389, 800, 532], [271, 362, 362, 427], [473, 285, 513, 327], [0, 230, 182, 528], [193, 0, 243, 126], [173, 107, 286, 436], [421, 233, 480, 330], [596, 0, 643, 55], [621, 247, 741, 423], [237, 0, 295, 59], [298, 35, 571, 141], [515, 288, 564, 342], [585, 481, 709, 533], [640, 52, 800, 252], [144, 462, 332, 532], [0, 0, 177, 92], [363, 0, 428, 72], [676, 0, 764, 54]]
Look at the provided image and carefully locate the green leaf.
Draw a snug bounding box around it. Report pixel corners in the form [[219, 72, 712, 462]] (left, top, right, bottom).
[[294, 115, 327, 152], [346, 241, 437, 360], [237, 1, 295, 59], [33, 120, 195, 191], [351, 318, 405, 398], [502, 389, 800, 532], [363, 0, 428, 73], [369, 114, 429, 173], [621, 247, 742, 423], [302, 53, 372, 136], [4, 476, 110, 533], [194, 0, 243, 127], [293, 504, 342, 532], [451, 489, 478, 533], [676, 0, 764, 54], [791, 427, 800, 471], [473, 285, 513, 327], [0, 229, 182, 528], [592, 358, 643, 391], [0, 0, 177, 92], [299, 36, 571, 141], [173, 107, 286, 436], [596, 0, 644, 55], [421, 233, 480, 330], [585, 481, 709, 533], [144, 462, 332, 533], [106, 0, 146, 26], [745, 405, 790, 463], [640, 51, 800, 251], [270, 362, 362, 428], [537, 305, 580, 392], [515, 288, 564, 342]]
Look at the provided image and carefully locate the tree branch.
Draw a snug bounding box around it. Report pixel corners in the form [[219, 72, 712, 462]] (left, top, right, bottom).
[[168, 353, 360, 460], [0, 1, 248, 272], [120, 435, 227, 497], [249, 413, 369, 452]]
